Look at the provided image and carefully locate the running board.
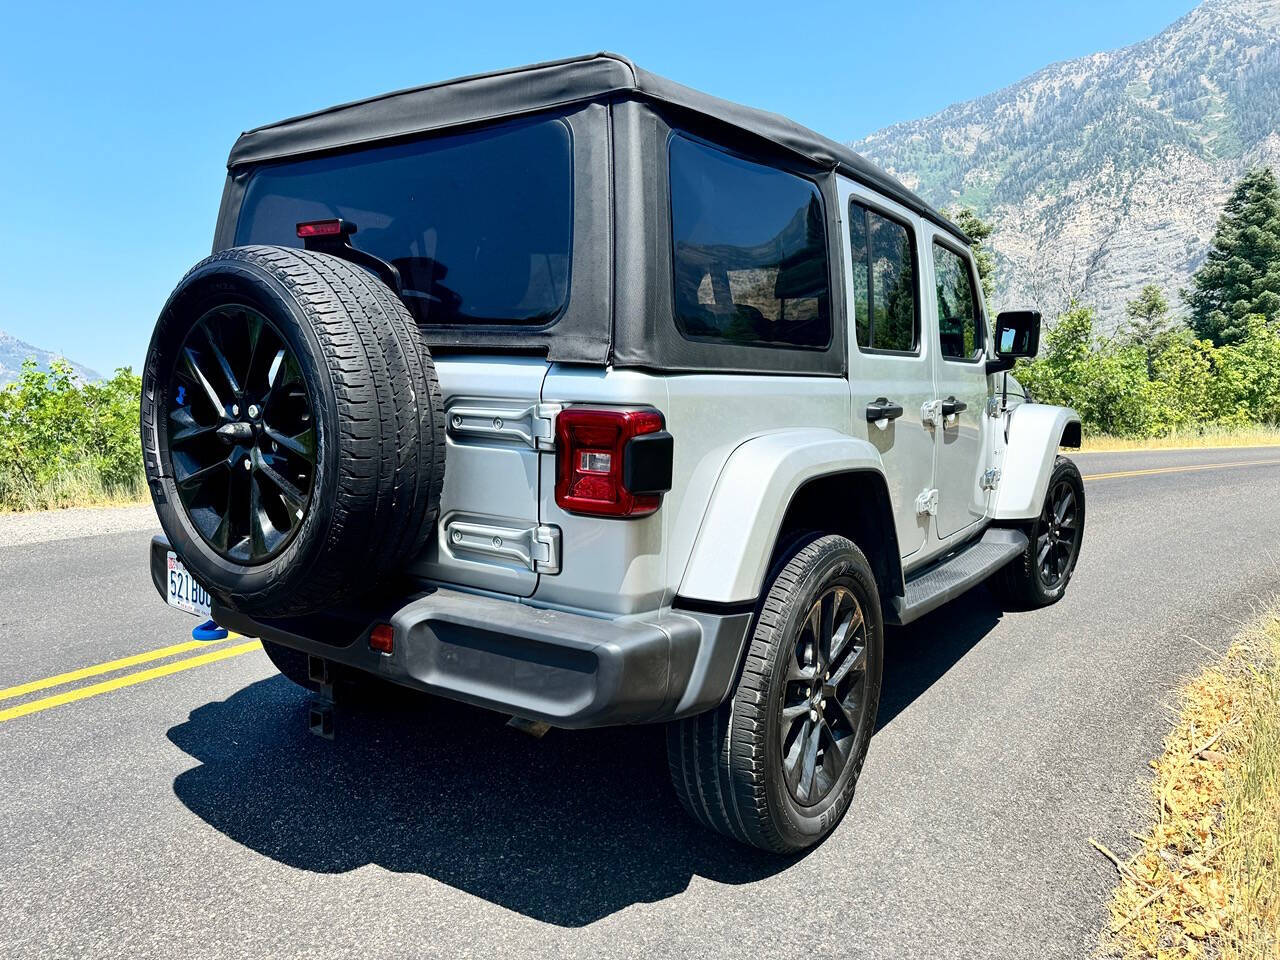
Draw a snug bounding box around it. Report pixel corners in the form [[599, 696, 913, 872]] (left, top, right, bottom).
[[887, 527, 1027, 626]]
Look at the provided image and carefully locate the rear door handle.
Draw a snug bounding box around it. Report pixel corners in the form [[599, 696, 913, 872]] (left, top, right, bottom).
[[941, 396, 968, 416], [865, 398, 905, 422]]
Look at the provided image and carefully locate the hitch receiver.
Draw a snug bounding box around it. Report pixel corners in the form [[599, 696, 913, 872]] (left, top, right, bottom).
[[307, 654, 336, 740]]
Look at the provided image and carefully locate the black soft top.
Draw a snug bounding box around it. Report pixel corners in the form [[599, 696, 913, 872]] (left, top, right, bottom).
[[227, 52, 966, 243]]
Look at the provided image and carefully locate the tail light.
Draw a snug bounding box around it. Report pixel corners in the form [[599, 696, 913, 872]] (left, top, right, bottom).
[[555, 408, 673, 518]]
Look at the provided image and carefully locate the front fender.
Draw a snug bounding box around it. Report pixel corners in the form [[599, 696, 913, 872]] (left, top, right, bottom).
[[677, 429, 887, 605], [992, 404, 1081, 521]]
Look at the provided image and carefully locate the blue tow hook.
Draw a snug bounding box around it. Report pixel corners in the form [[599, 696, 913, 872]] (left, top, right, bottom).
[[192, 619, 229, 641]]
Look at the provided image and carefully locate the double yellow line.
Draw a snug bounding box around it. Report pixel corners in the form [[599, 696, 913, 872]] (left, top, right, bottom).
[[0, 635, 261, 723], [1082, 457, 1280, 482]]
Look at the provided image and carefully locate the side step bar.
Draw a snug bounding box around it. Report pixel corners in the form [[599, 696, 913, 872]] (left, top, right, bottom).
[[886, 527, 1027, 626]]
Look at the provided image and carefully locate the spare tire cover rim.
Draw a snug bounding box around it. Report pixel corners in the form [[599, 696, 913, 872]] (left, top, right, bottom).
[[167, 304, 317, 564]]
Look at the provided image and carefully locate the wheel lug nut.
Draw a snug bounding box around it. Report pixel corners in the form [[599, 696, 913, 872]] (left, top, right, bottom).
[[820, 699, 827, 709], [231, 404, 240, 417], [248, 404, 260, 418], [809, 709, 818, 722], [243, 458, 251, 471]]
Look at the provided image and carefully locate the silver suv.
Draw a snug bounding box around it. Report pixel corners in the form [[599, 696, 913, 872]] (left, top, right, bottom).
[[142, 53, 1084, 853]]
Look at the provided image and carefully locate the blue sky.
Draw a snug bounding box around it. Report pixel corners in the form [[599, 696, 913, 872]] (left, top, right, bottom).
[[0, 0, 1198, 376]]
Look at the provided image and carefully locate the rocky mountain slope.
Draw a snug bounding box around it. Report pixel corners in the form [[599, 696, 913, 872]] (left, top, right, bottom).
[[851, 0, 1280, 328], [0, 330, 100, 386]]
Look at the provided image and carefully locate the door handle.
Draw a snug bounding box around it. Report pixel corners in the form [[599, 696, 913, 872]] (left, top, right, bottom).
[[941, 396, 968, 417], [865, 398, 905, 422]]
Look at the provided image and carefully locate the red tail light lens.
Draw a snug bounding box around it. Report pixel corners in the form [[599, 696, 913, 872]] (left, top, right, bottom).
[[555, 408, 667, 517], [369, 623, 394, 654]]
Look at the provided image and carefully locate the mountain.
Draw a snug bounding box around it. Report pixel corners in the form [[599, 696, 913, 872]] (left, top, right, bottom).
[[0, 330, 101, 386], [850, 0, 1280, 329]]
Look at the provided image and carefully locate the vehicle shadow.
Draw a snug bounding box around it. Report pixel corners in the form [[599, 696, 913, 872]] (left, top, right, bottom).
[[878, 586, 1004, 730], [167, 587, 1003, 926]]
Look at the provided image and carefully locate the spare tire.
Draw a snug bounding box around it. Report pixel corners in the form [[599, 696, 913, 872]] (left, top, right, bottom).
[[141, 245, 445, 616]]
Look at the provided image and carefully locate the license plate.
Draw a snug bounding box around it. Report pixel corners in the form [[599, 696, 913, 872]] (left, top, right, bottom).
[[166, 551, 212, 619]]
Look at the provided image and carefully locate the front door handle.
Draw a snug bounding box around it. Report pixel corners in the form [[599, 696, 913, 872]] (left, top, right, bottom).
[[941, 396, 968, 417], [865, 398, 905, 422]]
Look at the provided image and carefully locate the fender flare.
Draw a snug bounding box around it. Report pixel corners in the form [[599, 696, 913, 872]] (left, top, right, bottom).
[[991, 403, 1081, 521], [677, 429, 890, 605]]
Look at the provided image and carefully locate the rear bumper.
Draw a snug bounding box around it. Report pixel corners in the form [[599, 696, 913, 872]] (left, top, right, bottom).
[[149, 536, 752, 728]]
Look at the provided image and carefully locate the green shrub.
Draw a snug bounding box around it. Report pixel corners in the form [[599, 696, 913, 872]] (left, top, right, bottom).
[[1017, 304, 1280, 439], [0, 360, 145, 511]]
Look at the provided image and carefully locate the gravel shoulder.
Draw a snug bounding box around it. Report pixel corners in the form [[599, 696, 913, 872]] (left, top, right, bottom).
[[0, 504, 158, 548]]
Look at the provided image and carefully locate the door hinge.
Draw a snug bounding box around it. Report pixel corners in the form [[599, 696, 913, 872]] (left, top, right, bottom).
[[443, 518, 562, 574], [985, 396, 1004, 418], [920, 399, 943, 428], [981, 467, 1001, 491], [915, 488, 939, 516], [447, 402, 561, 451]]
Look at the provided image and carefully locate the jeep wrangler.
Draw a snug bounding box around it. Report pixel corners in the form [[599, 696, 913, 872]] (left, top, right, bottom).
[[142, 53, 1084, 853]]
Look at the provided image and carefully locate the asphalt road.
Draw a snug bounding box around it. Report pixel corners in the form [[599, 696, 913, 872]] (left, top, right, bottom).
[[3, 446, 1279, 959]]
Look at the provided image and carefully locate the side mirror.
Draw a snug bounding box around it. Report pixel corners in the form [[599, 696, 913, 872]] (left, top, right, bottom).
[[986, 309, 1041, 374]]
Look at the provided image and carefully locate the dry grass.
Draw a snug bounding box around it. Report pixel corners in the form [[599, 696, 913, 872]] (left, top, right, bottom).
[[1099, 613, 1280, 959], [0, 460, 147, 513], [1078, 426, 1280, 453]]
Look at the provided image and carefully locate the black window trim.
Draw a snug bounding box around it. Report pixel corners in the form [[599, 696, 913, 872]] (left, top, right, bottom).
[[665, 130, 835, 353], [931, 231, 987, 365], [847, 196, 922, 358]]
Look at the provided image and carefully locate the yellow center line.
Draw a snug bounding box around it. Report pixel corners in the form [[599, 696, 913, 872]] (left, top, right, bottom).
[[0, 634, 239, 702], [1083, 458, 1280, 482], [0, 640, 262, 724]]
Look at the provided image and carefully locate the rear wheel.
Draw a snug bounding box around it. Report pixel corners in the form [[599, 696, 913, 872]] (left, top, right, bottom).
[[990, 455, 1085, 608], [667, 534, 883, 853]]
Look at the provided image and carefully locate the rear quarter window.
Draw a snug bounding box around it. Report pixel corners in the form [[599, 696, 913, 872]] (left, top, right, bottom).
[[669, 136, 831, 350], [234, 118, 573, 327]]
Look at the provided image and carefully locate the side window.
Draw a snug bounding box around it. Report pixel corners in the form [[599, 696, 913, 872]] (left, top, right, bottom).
[[848, 201, 919, 353], [669, 136, 831, 349], [932, 241, 984, 360]]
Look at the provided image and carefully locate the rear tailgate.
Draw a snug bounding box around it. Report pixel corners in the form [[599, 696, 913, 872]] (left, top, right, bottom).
[[407, 356, 553, 597]]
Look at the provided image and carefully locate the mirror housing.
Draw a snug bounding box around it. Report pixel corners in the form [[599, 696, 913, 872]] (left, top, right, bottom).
[[986, 309, 1041, 374]]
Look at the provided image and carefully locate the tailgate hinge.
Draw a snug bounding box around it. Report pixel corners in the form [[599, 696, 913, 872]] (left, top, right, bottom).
[[981, 467, 1002, 491], [447, 401, 561, 451], [920, 399, 943, 428], [532, 403, 561, 451], [443, 518, 562, 575]]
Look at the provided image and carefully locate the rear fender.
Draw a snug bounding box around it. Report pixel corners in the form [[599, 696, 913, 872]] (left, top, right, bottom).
[[677, 429, 890, 605], [992, 403, 1081, 521]]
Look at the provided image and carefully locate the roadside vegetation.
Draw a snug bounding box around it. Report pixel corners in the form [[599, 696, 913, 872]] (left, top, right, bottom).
[[959, 166, 1280, 445], [0, 360, 146, 512], [1097, 611, 1280, 959], [1077, 426, 1280, 453]]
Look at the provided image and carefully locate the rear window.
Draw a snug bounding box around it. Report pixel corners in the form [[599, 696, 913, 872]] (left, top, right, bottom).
[[235, 118, 573, 326], [669, 136, 831, 349]]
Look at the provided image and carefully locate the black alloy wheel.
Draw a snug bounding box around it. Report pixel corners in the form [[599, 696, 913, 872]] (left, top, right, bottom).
[[1035, 476, 1080, 590], [168, 305, 315, 565], [777, 584, 871, 806], [988, 455, 1085, 609], [667, 534, 883, 852]]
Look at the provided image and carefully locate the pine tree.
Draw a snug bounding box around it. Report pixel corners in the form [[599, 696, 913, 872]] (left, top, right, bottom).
[[947, 208, 996, 301], [1120, 284, 1180, 374], [1185, 167, 1280, 345]]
